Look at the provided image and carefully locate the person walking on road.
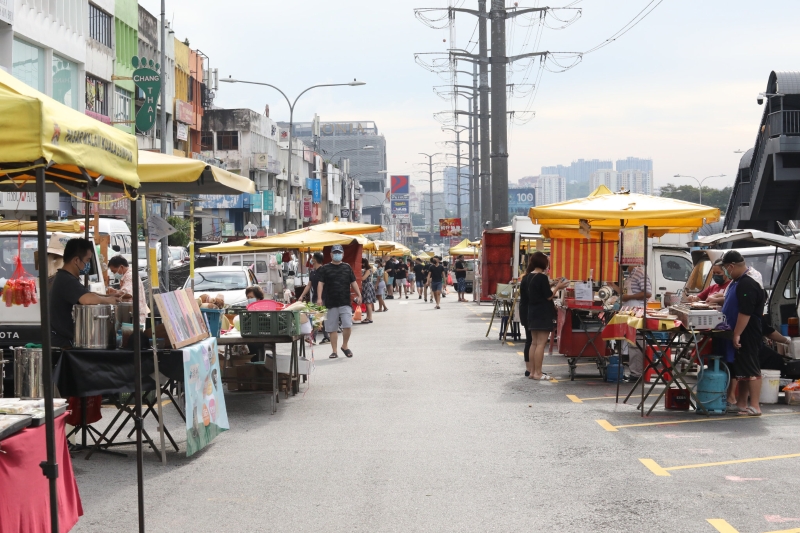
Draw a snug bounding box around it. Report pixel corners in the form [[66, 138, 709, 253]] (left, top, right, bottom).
[[407, 258, 417, 296], [413, 258, 426, 300], [384, 257, 396, 299], [298, 252, 330, 344], [454, 254, 468, 302], [374, 258, 388, 312], [522, 252, 569, 380], [427, 256, 446, 309], [394, 257, 408, 299], [360, 257, 375, 324], [317, 245, 361, 358]]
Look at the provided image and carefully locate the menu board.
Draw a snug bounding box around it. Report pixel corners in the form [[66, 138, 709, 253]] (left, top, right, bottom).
[[153, 288, 209, 349], [620, 227, 646, 266]]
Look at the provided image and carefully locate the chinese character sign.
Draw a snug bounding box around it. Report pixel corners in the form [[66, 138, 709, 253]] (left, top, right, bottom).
[[439, 218, 462, 237], [620, 227, 646, 266], [308, 178, 322, 203], [262, 191, 274, 212]]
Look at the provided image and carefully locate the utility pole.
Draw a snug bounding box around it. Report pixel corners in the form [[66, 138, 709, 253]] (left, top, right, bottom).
[[472, 60, 479, 240], [478, 0, 491, 230], [490, 0, 506, 228], [159, 0, 169, 293]]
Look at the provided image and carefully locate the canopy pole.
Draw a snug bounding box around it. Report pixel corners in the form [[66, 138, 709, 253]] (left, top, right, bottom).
[[83, 191, 90, 288], [129, 196, 146, 532], [36, 166, 59, 533], [190, 201, 195, 291]]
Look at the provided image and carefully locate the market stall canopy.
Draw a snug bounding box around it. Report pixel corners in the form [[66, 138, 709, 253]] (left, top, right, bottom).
[[529, 185, 720, 239], [199, 228, 357, 253], [196, 240, 256, 254], [0, 69, 139, 191], [0, 220, 83, 232], [309, 220, 385, 235], [468, 240, 481, 247], [364, 239, 397, 252], [137, 150, 255, 195], [386, 243, 411, 256], [450, 238, 480, 257], [414, 251, 432, 260]]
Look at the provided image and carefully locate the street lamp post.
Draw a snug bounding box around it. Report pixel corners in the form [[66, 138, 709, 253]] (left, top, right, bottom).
[[221, 77, 365, 229], [673, 174, 726, 205]]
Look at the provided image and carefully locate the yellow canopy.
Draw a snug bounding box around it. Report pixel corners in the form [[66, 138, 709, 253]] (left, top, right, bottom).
[[197, 240, 257, 254], [529, 186, 720, 239], [364, 239, 397, 252], [0, 220, 84, 233], [0, 69, 139, 190], [450, 238, 480, 257], [414, 251, 432, 260], [386, 242, 411, 256], [310, 220, 385, 235], [469, 240, 481, 247], [137, 150, 255, 194]]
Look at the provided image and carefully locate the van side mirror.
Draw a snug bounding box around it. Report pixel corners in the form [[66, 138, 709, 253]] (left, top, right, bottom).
[[112, 245, 121, 252]]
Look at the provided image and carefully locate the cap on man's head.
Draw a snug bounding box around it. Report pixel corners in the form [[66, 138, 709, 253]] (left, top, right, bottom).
[[331, 245, 344, 253], [721, 250, 744, 265]]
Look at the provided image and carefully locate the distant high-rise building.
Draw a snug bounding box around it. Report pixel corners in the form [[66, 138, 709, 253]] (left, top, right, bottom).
[[518, 175, 539, 188], [443, 166, 470, 215], [618, 169, 653, 195], [616, 157, 653, 173], [535, 175, 566, 206], [541, 159, 613, 185], [589, 169, 617, 191]]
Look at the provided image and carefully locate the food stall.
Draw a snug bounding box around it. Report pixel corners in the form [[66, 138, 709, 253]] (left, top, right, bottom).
[[530, 185, 721, 382], [0, 68, 140, 532]]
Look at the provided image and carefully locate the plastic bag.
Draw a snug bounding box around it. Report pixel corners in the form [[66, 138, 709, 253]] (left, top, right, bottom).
[[2, 243, 37, 307], [783, 381, 800, 391]]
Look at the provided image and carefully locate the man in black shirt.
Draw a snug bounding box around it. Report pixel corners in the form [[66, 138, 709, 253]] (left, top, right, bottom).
[[394, 258, 408, 299], [454, 254, 468, 302], [722, 250, 766, 415], [317, 245, 362, 358], [413, 258, 426, 300], [427, 256, 446, 309], [50, 238, 119, 347], [298, 252, 330, 344]]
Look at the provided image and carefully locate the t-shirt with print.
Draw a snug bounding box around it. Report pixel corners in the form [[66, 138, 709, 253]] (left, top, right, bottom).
[[49, 269, 90, 347], [318, 262, 356, 308], [428, 264, 446, 283]]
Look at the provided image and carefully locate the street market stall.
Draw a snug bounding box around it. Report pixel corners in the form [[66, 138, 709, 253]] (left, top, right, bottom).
[[530, 186, 720, 382], [0, 68, 140, 532]]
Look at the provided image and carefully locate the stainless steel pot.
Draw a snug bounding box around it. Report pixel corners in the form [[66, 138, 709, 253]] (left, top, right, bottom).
[[116, 302, 134, 326], [14, 347, 43, 398], [73, 304, 116, 349]]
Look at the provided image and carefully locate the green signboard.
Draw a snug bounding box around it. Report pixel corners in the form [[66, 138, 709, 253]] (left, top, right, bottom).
[[250, 193, 262, 212], [263, 191, 274, 212], [131, 56, 161, 132]]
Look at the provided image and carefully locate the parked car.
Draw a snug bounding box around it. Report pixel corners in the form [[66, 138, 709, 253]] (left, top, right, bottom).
[[183, 266, 259, 306], [168, 246, 189, 267]]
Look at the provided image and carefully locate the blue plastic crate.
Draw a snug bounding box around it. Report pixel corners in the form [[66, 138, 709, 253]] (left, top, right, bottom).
[[201, 308, 225, 338]]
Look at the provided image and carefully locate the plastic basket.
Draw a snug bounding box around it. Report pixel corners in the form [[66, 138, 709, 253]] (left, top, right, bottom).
[[239, 310, 301, 337], [201, 308, 225, 338]]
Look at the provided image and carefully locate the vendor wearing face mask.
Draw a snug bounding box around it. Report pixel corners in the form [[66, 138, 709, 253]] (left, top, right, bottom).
[[687, 260, 729, 306], [108, 255, 150, 326], [245, 285, 264, 306], [50, 238, 120, 348]]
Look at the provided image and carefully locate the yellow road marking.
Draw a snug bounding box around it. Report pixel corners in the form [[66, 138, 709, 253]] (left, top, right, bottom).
[[596, 419, 618, 432], [640, 458, 671, 477], [517, 351, 524, 356], [567, 395, 582, 403], [706, 519, 739, 533], [611, 411, 800, 430], [507, 342, 515, 346], [568, 395, 616, 403]]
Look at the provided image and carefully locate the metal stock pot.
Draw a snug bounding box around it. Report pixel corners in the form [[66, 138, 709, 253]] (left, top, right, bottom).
[[14, 347, 43, 398], [73, 304, 116, 349]]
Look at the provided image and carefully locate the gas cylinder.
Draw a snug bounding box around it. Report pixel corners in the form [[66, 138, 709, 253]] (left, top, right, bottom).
[[695, 356, 729, 415], [605, 355, 624, 382]]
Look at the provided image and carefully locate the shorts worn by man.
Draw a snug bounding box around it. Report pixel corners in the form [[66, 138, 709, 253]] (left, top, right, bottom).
[[317, 245, 361, 359]]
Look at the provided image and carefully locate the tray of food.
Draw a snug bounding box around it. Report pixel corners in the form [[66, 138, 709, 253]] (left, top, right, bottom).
[[0, 414, 32, 441], [27, 404, 68, 427]]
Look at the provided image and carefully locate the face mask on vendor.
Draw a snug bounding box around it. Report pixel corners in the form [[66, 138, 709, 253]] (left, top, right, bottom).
[[712, 274, 725, 285], [332, 252, 344, 262], [77, 255, 92, 276], [247, 297, 257, 304]]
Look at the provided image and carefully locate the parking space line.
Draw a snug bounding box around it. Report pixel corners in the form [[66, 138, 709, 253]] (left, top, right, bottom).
[[641, 452, 800, 477], [596, 419, 618, 432], [568, 395, 616, 403], [707, 519, 739, 533], [596, 411, 800, 432], [517, 351, 524, 356]]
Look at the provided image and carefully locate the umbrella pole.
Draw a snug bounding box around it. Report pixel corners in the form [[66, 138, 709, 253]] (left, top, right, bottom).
[[190, 202, 195, 291], [84, 191, 90, 288], [130, 196, 146, 532], [36, 166, 59, 533]]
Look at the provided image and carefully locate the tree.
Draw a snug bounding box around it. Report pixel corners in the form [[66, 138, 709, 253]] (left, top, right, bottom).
[[659, 183, 732, 214], [167, 216, 192, 247]]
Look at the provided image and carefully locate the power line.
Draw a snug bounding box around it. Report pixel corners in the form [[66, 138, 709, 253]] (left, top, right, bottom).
[[583, 0, 665, 55]]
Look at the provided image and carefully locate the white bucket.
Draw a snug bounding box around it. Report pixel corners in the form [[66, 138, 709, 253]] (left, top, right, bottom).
[[760, 369, 781, 404]]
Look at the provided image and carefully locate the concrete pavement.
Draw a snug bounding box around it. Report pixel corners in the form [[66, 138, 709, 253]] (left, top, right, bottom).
[[71, 293, 800, 533]]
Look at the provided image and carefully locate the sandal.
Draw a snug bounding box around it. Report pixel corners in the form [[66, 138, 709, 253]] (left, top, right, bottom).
[[342, 348, 353, 358], [529, 373, 553, 381], [329, 353, 338, 359], [362, 319, 373, 324], [738, 406, 762, 416], [726, 402, 743, 413]]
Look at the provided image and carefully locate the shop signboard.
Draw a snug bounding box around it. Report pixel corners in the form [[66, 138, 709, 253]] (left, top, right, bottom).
[[74, 193, 128, 216], [620, 226, 646, 266], [390, 175, 410, 195], [341, 208, 351, 219], [262, 191, 274, 213], [303, 197, 312, 218], [250, 193, 263, 213], [0, 0, 14, 25], [182, 337, 229, 456], [391, 199, 409, 215], [439, 218, 462, 237], [197, 195, 244, 209], [307, 178, 322, 203], [131, 56, 162, 132], [222, 223, 235, 237], [176, 122, 188, 141], [175, 99, 194, 124], [0, 192, 59, 212]]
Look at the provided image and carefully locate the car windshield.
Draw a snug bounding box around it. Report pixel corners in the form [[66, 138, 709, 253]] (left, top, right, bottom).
[[170, 249, 183, 260], [190, 271, 249, 291]]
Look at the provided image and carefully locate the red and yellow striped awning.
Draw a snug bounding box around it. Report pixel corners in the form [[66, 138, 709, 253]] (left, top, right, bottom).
[[549, 238, 618, 283]]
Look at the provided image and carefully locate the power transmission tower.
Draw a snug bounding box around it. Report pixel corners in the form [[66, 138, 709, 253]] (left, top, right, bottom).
[[419, 152, 442, 243]]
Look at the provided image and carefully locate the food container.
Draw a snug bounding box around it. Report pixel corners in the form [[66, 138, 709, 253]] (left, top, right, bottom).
[[785, 390, 800, 405], [115, 302, 134, 326], [13, 347, 43, 398], [73, 304, 116, 349]]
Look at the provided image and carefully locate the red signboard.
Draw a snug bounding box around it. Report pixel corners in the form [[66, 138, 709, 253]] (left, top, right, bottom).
[[439, 218, 462, 237], [175, 99, 194, 125], [390, 175, 409, 194], [303, 197, 312, 218]]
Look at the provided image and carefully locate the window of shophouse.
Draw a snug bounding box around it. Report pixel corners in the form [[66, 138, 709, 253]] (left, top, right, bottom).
[[86, 75, 109, 116], [52, 55, 79, 110], [114, 86, 132, 125], [188, 76, 195, 102], [201, 131, 214, 151], [361, 181, 384, 192], [12, 38, 45, 92], [217, 131, 239, 151], [89, 4, 112, 48]]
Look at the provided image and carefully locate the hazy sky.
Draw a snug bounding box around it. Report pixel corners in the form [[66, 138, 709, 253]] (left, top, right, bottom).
[[139, 0, 800, 193]]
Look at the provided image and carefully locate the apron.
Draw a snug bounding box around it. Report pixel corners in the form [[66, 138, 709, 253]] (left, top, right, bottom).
[[721, 278, 740, 363]]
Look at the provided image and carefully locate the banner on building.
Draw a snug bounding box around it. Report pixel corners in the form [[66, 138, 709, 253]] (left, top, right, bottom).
[[132, 56, 162, 132], [176, 122, 188, 141], [262, 191, 274, 213], [197, 195, 244, 209], [508, 188, 536, 218], [250, 193, 263, 213], [307, 178, 322, 203], [390, 175, 410, 195], [303, 197, 312, 218], [439, 218, 462, 237], [175, 99, 193, 124]]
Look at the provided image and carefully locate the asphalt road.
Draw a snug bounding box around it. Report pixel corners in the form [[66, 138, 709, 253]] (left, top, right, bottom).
[[71, 293, 800, 533]]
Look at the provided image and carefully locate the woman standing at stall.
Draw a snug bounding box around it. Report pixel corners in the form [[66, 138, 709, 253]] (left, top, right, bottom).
[[361, 257, 376, 324], [522, 252, 569, 380], [374, 259, 388, 312]]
